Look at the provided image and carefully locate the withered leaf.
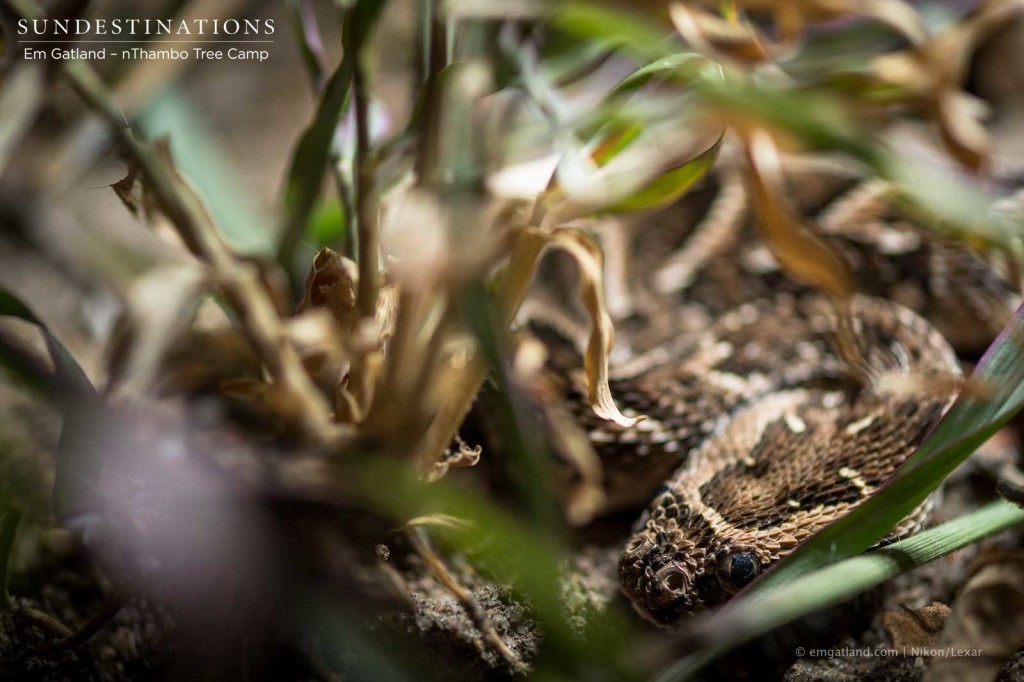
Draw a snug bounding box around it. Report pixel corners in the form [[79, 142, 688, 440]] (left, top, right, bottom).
[[110, 158, 142, 217], [522, 226, 643, 428], [883, 601, 951, 649]]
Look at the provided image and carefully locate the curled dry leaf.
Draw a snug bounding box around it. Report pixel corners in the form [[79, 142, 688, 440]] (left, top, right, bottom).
[[883, 601, 951, 650], [689, 0, 854, 23], [668, 2, 774, 65], [670, 0, 920, 63], [298, 248, 400, 424], [688, 0, 926, 42], [409, 211, 636, 473], [427, 436, 483, 482], [923, 551, 1024, 682], [683, 0, 1011, 171], [865, 1, 1024, 171], [743, 130, 872, 376], [934, 89, 991, 173], [743, 129, 854, 303], [299, 247, 360, 329], [110, 159, 143, 218], [522, 227, 642, 429]]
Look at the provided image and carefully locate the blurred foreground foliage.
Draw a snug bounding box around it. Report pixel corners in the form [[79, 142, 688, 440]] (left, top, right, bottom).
[[0, 0, 1024, 680]]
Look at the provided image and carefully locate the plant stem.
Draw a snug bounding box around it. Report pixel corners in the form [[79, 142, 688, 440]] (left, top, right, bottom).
[[0, 509, 22, 610], [415, 0, 434, 101], [31, 592, 129, 657], [330, 160, 356, 258], [414, 0, 446, 185], [47, 56, 342, 447], [353, 49, 379, 318], [412, 228, 546, 472], [15, 607, 73, 639], [285, 0, 327, 93]]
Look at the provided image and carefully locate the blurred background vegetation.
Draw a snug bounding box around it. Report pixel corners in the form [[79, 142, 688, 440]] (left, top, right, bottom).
[[1, 0, 1024, 680]]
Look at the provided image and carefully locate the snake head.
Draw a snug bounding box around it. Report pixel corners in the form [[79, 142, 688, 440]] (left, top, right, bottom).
[[618, 492, 767, 627]]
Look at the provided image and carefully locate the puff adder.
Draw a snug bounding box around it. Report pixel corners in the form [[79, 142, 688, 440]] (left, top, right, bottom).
[[539, 159, 1023, 628]]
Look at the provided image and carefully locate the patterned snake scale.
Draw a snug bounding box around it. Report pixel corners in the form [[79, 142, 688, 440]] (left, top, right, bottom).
[[614, 294, 959, 626], [533, 160, 1024, 629]]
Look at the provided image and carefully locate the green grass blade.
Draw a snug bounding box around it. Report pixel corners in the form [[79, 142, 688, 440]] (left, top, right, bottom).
[[600, 134, 721, 214], [0, 288, 95, 400], [358, 459, 644, 681], [279, 1, 390, 279], [0, 287, 101, 519], [551, 2, 674, 62]]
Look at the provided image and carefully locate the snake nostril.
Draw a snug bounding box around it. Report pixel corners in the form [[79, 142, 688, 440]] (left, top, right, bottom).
[[663, 569, 687, 593]]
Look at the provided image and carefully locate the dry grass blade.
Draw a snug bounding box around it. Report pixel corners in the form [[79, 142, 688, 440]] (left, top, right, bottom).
[[521, 227, 643, 428], [410, 216, 554, 474], [412, 216, 640, 473], [407, 529, 527, 673], [507, 333, 605, 524], [741, 130, 883, 379], [742, 130, 854, 304], [668, 2, 774, 65], [46, 55, 345, 447], [866, 0, 1024, 171]]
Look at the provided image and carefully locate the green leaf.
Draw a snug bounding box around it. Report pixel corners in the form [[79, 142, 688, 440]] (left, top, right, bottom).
[[285, 0, 328, 91], [358, 458, 644, 681], [551, 2, 675, 61], [606, 53, 711, 99], [0, 289, 94, 400], [600, 132, 722, 213], [586, 120, 645, 168], [279, 0, 391, 278], [549, 52, 721, 216], [309, 197, 348, 249]]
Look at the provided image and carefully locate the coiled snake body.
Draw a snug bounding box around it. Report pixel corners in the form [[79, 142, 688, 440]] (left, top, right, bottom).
[[535, 162, 1023, 628], [613, 294, 959, 626]]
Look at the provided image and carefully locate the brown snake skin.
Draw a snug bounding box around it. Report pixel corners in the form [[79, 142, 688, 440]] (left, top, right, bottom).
[[529, 155, 1024, 628], [615, 294, 959, 626]]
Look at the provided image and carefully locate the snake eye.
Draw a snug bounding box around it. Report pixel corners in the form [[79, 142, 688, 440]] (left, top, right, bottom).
[[727, 552, 758, 588]]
